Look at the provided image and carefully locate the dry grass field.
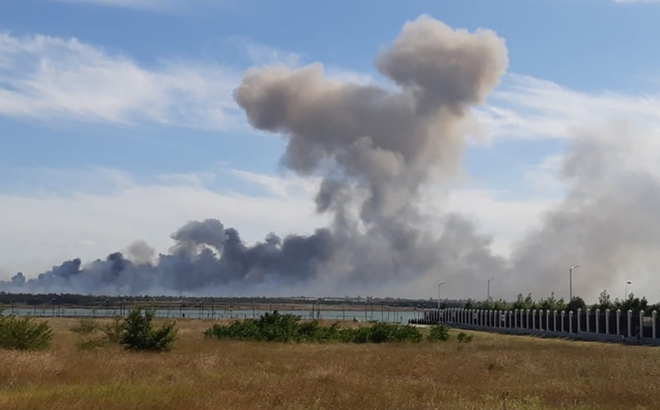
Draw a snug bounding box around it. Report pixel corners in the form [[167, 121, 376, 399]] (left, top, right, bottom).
[[1, 318, 659, 410]]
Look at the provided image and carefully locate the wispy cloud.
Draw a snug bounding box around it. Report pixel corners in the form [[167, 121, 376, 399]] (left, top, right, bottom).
[[0, 33, 242, 129], [479, 74, 660, 141]]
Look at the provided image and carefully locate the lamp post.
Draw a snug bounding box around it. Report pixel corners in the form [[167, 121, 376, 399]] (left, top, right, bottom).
[[569, 265, 579, 300], [487, 277, 495, 301], [625, 280, 632, 300], [437, 282, 446, 309]]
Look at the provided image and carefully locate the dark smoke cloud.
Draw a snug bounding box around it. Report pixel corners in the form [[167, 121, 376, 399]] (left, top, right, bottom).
[[2, 15, 511, 296], [6, 219, 336, 295]]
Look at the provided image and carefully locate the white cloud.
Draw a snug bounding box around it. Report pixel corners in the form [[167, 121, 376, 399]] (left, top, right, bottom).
[[479, 75, 660, 187], [244, 43, 301, 67], [479, 74, 660, 141], [0, 33, 242, 129], [229, 169, 320, 198]]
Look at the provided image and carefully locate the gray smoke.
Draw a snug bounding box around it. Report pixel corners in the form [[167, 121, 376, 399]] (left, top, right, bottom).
[[6, 220, 336, 295], [509, 124, 660, 300], [2, 15, 512, 296], [126, 241, 156, 265], [235, 15, 507, 225], [234, 15, 508, 288]]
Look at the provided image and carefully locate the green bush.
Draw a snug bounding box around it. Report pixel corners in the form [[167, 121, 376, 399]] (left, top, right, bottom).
[[119, 305, 177, 352], [103, 315, 125, 343], [363, 322, 422, 343], [0, 315, 53, 350], [204, 312, 422, 344], [70, 316, 126, 350], [457, 332, 473, 343], [70, 317, 100, 334], [427, 325, 451, 342]]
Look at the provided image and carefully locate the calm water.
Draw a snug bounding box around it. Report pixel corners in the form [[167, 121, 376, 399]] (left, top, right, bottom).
[[7, 307, 423, 324]]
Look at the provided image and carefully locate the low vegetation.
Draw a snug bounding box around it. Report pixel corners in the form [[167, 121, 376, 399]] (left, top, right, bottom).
[[427, 324, 451, 342], [69, 306, 177, 351], [69, 317, 100, 334], [119, 305, 178, 352], [0, 314, 53, 350], [457, 331, 474, 343], [204, 311, 423, 343], [102, 315, 125, 343], [0, 318, 659, 409]]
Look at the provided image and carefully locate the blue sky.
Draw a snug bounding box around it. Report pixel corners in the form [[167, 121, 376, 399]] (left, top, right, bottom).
[[2, 0, 660, 299]]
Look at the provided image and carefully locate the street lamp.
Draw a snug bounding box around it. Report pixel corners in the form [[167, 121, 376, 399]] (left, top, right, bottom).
[[569, 265, 579, 300], [437, 282, 446, 309], [625, 280, 632, 300], [487, 277, 495, 301]]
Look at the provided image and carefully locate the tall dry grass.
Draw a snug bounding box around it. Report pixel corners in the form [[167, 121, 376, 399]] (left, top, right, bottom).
[[0, 318, 659, 409]]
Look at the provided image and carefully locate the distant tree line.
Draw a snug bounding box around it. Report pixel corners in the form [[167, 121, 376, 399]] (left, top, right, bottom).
[[0, 292, 462, 309], [464, 291, 656, 313]]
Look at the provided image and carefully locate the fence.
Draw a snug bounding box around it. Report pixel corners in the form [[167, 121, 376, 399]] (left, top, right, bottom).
[[2, 303, 422, 323], [418, 308, 660, 345]]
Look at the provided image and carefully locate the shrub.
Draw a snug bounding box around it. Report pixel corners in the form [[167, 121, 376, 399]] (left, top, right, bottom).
[[457, 332, 473, 343], [204, 312, 422, 344], [120, 305, 177, 352], [0, 315, 53, 350], [366, 322, 422, 343], [339, 327, 370, 344], [339, 323, 422, 344], [204, 312, 316, 343], [427, 325, 451, 342], [70, 317, 100, 334], [70, 316, 126, 350], [103, 315, 125, 343]]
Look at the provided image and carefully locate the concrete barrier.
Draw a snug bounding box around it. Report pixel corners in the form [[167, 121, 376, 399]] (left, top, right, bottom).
[[420, 308, 660, 347]]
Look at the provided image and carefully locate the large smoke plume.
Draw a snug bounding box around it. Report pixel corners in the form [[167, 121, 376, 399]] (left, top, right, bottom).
[[2, 16, 510, 296], [7, 16, 653, 300]]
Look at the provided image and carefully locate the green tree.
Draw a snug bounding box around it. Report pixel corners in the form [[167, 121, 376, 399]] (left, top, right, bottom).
[[120, 305, 177, 352], [539, 293, 566, 311], [617, 293, 647, 312], [592, 290, 613, 311], [512, 294, 525, 310], [566, 296, 586, 312], [513, 293, 535, 310], [427, 325, 450, 342], [0, 315, 53, 350]]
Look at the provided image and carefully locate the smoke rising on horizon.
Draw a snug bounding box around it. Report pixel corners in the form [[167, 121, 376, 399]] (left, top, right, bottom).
[[510, 123, 660, 300], [2, 16, 512, 296], [6, 16, 656, 300]]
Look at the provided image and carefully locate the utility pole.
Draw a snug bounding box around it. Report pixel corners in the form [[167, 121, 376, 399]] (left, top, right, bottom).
[[437, 282, 446, 309], [569, 265, 579, 300]]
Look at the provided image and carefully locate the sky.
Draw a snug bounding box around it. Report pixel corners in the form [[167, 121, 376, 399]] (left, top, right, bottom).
[[2, 0, 660, 301]]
